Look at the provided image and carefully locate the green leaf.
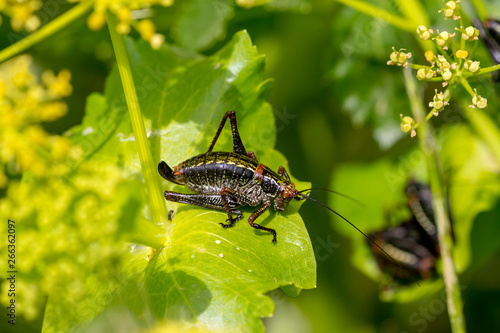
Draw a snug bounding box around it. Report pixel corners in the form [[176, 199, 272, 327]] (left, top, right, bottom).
[[143, 197, 313, 331], [329, 125, 500, 302], [59, 31, 316, 331], [171, 0, 235, 51]]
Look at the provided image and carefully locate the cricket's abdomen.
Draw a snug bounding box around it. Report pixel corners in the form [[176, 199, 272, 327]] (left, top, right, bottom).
[[176, 151, 258, 194]]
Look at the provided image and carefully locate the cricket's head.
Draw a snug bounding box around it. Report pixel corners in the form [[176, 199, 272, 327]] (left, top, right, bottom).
[[274, 180, 298, 211]]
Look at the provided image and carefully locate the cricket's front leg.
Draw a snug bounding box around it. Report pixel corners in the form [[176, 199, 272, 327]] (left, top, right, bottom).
[[248, 199, 277, 243], [164, 191, 243, 225]]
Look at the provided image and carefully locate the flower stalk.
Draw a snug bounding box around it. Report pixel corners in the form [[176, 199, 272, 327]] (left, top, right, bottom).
[[403, 68, 466, 333], [107, 12, 169, 229]]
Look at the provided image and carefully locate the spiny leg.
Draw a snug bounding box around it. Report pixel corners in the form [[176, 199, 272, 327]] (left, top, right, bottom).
[[164, 191, 242, 223], [278, 166, 291, 182], [248, 200, 277, 243], [208, 110, 247, 155]]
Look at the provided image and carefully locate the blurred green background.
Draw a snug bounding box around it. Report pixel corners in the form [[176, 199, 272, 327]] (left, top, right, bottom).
[[2, 0, 500, 332]]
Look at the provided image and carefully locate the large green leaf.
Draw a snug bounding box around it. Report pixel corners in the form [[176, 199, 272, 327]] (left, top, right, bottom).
[[330, 125, 500, 302], [47, 31, 315, 332], [171, 0, 235, 51]]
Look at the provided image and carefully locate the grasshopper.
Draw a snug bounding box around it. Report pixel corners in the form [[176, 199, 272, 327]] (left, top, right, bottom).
[[158, 110, 400, 264]]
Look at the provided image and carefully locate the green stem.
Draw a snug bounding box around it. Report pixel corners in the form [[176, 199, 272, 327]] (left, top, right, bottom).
[[107, 13, 169, 230], [463, 63, 500, 76], [460, 79, 475, 96], [408, 63, 426, 70], [333, 0, 414, 32], [126, 216, 165, 249], [403, 69, 466, 333], [0, 1, 94, 64], [471, 0, 489, 22], [396, 0, 430, 27]]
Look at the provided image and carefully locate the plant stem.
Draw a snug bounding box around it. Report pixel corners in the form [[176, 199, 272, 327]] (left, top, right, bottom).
[[460, 79, 475, 96], [403, 69, 467, 333], [470, 0, 489, 22], [0, 1, 94, 64], [126, 216, 166, 249], [107, 13, 169, 229], [396, 0, 430, 27], [463, 63, 500, 76], [333, 0, 414, 32]]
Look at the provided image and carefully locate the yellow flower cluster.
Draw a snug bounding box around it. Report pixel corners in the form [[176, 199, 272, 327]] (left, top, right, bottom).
[[87, 0, 172, 49], [0, 55, 146, 323], [393, 1, 490, 138], [387, 47, 412, 67], [0, 55, 78, 187], [0, 1, 172, 49], [0, 161, 142, 320], [0, 0, 42, 32]]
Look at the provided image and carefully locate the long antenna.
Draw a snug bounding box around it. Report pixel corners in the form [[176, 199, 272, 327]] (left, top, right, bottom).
[[296, 192, 401, 268], [298, 187, 365, 207]]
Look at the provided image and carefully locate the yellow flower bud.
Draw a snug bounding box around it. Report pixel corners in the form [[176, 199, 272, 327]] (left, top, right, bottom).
[[400, 114, 416, 136], [442, 69, 452, 81], [388, 47, 411, 67], [471, 89, 487, 109], [116, 22, 130, 35], [87, 12, 106, 31], [150, 34, 165, 50], [25, 15, 41, 32], [476, 98, 487, 109], [116, 7, 131, 23], [390, 51, 399, 63], [455, 49, 468, 59], [417, 25, 432, 40], [417, 69, 426, 80], [440, 1, 460, 20], [425, 50, 434, 62], [138, 19, 156, 41], [429, 89, 448, 113], [465, 26, 474, 36], [469, 61, 480, 73]]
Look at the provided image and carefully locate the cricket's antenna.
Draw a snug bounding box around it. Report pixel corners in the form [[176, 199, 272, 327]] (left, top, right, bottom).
[[298, 188, 365, 207], [296, 192, 401, 268]]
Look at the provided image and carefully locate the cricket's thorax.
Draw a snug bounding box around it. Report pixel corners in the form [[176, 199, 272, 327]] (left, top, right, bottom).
[[174, 151, 281, 205]]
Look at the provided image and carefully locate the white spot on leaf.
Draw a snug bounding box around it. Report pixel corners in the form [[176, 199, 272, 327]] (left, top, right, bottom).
[[82, 127, 94, 136]]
